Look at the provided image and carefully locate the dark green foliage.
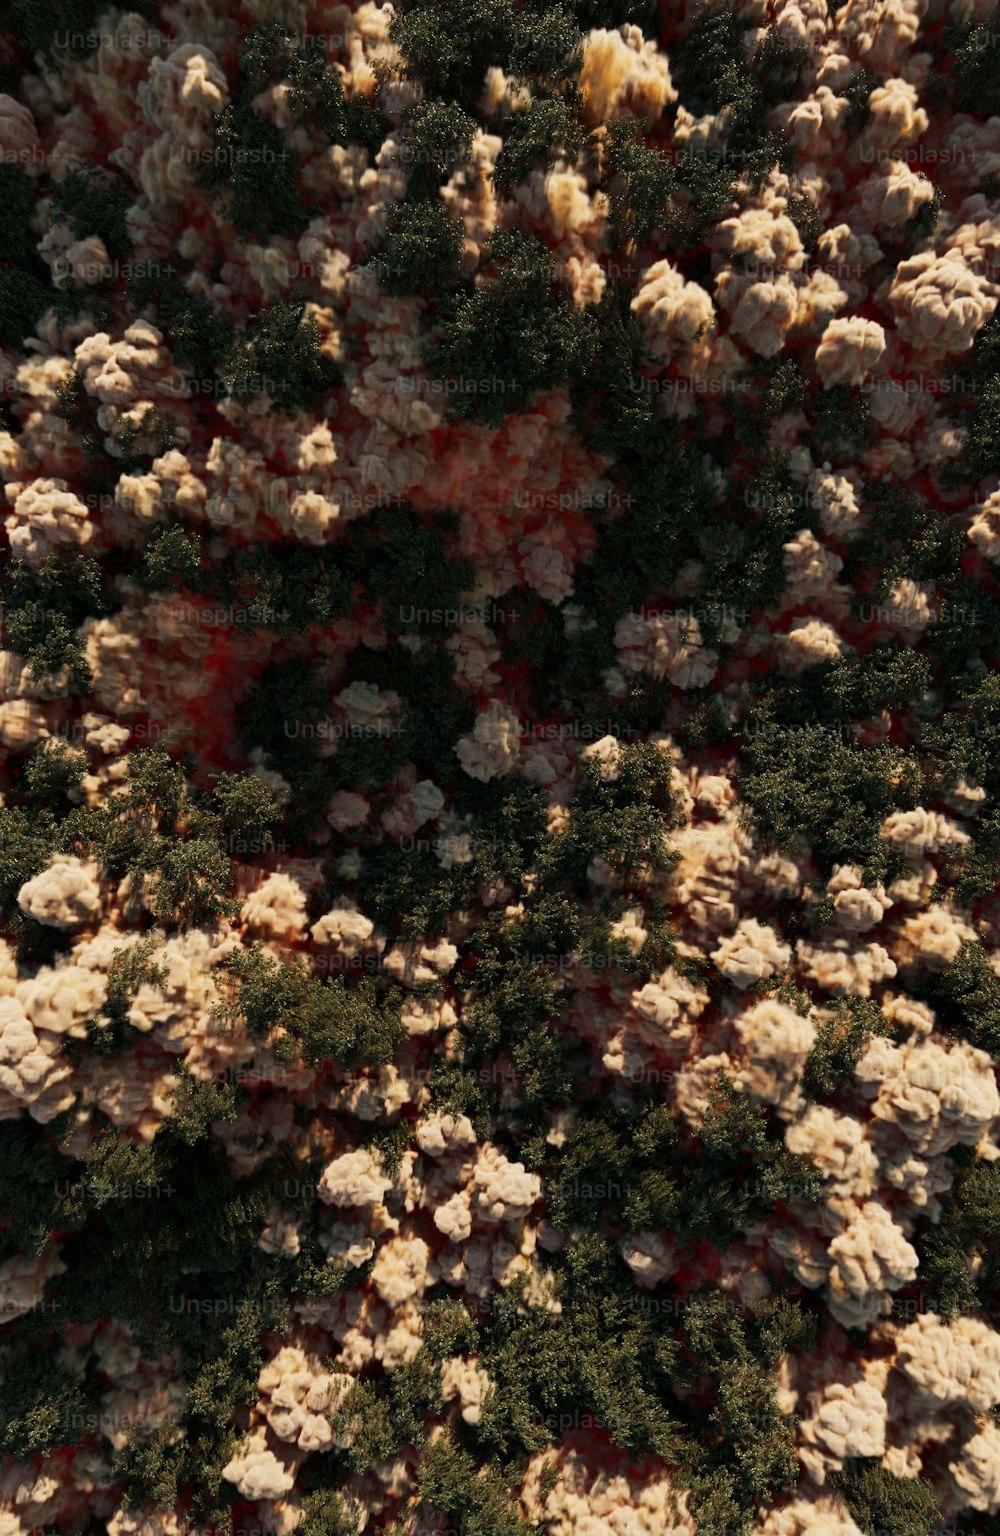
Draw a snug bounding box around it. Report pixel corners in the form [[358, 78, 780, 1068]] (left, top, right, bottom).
[[544, 1074, 820, 1247], [23, 737, 86, 806], [491, 97, 586, 200], [471, 1247, 813, 1536], [538, 740, 679, 892], [684, 1075, 822, 1240], [237, 660, 334, 836], [944, 803, 1000, 905], [964, 372, 1000, 479], [0, 804, 61, 918], [830, 1459, 939, 1536], [422, 1298, 480, 1358], [49, 165, 133, 260], [853, 479, 965, 596], [802, 999, 891, 1101], [84, 935, 168, 1056], [297, 1490, 363, 1536], [213, 943, 311, 1038], [329, 1379, 398, 1470], [398, 99, 478, 195], [210, 771, 282, 845], [131, 268, 235, 383], [4, 0, 158, 61], [419, 1432, 533, 1536], [676, 1292, 805, 1532], [145, 838, 236, 927], [603, 114, 677, 250], [427, 229, 598, 424], [738, 723, 920, 878], [841, 68, 881, 135], [672, 154, 740, 245], [238, 24, 348, 139], [730, 361, 806, 457], [699, 458, 804, 616], [345, 504, 476, 635], [390, 0, 582, 108], [166, 1069, 240, 1147], [671, 6, 806, 187], [918, 941, 1000, 1058], [807, 383, 874, 464], [565, 0, 659, 27], [927, 20, 1000, 119], [1, 553, 112, 692], [138, 525, 205, 592], [219, 944, 404, 1069], [0, 267, 51, 348], [919, 673, 1000, 800], [220, 541, 353, 633], [344, 93, 392, 156], [785, 192, 822, 252], [0, 166, 48, 272], [426, 1060, 498, 1137], [912, 1145, 1000, 1320], [365, 1118, 412, 1178], [0, 1119, 68, 1258], [222, 298, 341, 413], [198, 102, 306, 241], [276, 974, 405, 1069], [0, 1345, 94, 1457], [367, 199, 465, 297], [771, 647, 932, 734]]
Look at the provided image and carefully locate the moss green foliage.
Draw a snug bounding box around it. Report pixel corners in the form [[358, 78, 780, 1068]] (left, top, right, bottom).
[[198, 100, 308, 241], [238, 22, 348, 140], [802, 999, 891, 1101], [926, 19, 1000, 118], [398, 100, 478, 194], [368, 199, 466, 298], [221, 297, 342, 413], [22, 737, 86, 806], [419, 1433, 534, 1536], [917, 940, 1000, 1058], [603, 114, 677, 251], [830, 1459, 939, 1536], [491, 97, 586, 200], [217, 942, 404, 1069], [389, 0, 582, 108], [1, 553, 112, 692], [852, 480, 965, 598], [670, 4, 806, 186], [909, 1144, 1000, 1320], [83, 935, 168, 1056], [138, 525, 206, 592], [50, 164, 134, 261], [427, 229, 598, 424], [543, 1074, 820, 1245], [738, 724, 920, 878]]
